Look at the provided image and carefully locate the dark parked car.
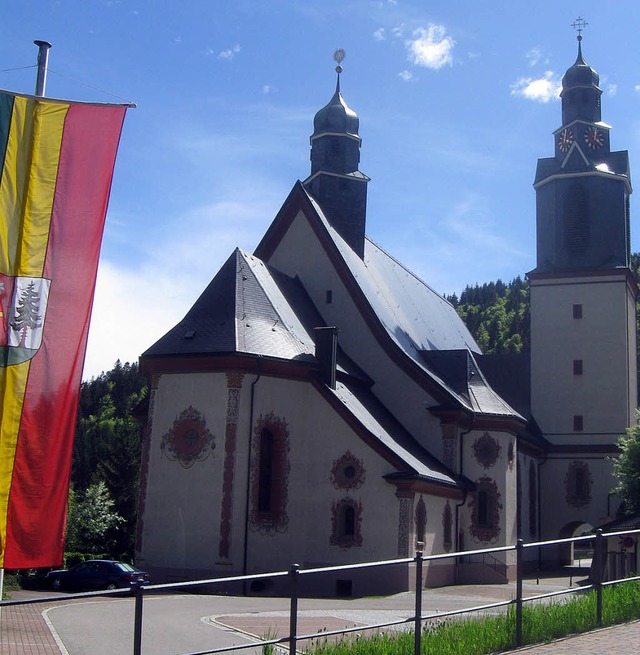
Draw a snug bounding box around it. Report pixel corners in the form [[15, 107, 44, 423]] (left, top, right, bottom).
[[46, 559, 150, 591]]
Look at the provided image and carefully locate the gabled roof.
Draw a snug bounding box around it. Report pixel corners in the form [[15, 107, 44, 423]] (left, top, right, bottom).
[[255, 182, 522, 423], [142, 248, 316, 362]]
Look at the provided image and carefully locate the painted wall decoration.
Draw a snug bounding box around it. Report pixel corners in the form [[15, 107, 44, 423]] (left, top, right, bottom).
[[396, 494, 413, 557], [473, 433, 501, 469], [330, 451, 365, 490], [470, 476, 503, 543], [218, 371, 244, 560], [160, 405, 215, 468], [330, 497, 363, 548], [249, 412, 290, 535], [565, 460, 592, 508]]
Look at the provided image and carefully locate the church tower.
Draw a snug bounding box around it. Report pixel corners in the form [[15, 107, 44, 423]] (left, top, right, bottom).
[[530, 27, 636, 536], [303, 50, 370, 258]]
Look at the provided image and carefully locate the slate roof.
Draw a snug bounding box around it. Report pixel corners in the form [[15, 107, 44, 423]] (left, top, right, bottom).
[[328, 379, 461, 486], [143, 248, 316, 362], [534, 148, 630, 187], [299, 188, 522, 421]]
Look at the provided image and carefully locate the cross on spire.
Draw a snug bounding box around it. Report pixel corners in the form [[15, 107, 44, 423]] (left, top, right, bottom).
[[571, 16, 588, 41]]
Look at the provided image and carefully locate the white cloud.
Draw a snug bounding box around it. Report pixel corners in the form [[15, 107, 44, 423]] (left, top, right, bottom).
[[262, 85, 274, 95], [373, 28, 386, 42], [607, 83, 617, 96], [219, 44, 241, 60], [405, 25, 454, 70], [526, 47, 548, 68], [398, 70, 415, 82], [510, 71, 561, 103]]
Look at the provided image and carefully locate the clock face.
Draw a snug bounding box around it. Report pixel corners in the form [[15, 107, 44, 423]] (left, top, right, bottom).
[[558, 128, 574, 153], [584, 126, 604, 150]]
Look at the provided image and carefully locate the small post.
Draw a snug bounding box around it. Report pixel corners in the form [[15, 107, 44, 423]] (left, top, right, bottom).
[[132, 586, 144, 655], [414, 545, 424, 655], [594, 529, 604, 626], [515, 539, 524, 647], [33, 40, 52, 97], [289, 564, 300, 655]]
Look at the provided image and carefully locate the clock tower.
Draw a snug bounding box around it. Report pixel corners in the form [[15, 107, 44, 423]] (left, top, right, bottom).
[[529, 31, 636, 536]]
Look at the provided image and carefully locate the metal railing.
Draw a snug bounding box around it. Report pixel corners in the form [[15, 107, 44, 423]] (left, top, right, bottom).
[[2, 527, 639, 655]]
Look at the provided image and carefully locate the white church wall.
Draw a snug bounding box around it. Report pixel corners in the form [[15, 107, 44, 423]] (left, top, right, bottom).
[[137, 371, 229, 577], [531, 274, 634, 445]]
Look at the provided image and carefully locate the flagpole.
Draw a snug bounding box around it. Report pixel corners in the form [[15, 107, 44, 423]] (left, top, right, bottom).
[[34, 40, 52, 97], [0, 40, 52, 609]]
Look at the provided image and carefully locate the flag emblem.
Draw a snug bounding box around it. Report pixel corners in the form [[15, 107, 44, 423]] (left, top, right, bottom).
[[0, 273, 51, 365]]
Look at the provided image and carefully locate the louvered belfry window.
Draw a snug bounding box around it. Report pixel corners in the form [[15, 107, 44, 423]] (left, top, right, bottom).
[[564, 183, 589, 256]]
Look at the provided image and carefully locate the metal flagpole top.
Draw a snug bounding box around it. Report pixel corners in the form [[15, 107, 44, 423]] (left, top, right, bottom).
[[34, 40, 52, 97]]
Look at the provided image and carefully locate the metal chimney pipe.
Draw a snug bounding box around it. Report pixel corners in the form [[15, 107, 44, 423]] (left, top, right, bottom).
[[33, 40, 52, 97], [314, 326, 338, 390]]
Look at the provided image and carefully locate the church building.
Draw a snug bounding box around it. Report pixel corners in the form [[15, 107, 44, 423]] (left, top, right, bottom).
[[135, 36, 636, 595]]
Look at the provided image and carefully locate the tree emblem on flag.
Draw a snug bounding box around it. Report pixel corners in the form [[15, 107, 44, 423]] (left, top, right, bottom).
[[0, 273, 51, 367]]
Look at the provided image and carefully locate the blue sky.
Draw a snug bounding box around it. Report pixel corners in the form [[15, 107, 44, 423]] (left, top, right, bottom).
[[2, 1, 639, 379]]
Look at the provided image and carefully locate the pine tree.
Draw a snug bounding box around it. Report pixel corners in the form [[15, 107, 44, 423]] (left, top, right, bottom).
[[11, 281, 42, 347]]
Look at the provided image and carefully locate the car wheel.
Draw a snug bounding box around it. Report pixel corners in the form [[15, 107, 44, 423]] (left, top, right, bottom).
[[106, 582, 118, 590], [51, 577, 62, 591]]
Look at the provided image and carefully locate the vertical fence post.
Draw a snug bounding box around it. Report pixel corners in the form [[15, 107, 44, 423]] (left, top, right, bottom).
[[515, 539, 523, 647], [132, 587, 144, 655], [289, 564, 300, 655], [414, 548, 424, 655], [594, 529, 604, 626]]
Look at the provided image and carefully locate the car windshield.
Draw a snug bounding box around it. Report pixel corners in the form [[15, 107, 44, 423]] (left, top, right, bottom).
[[115, 562, 136, 572]]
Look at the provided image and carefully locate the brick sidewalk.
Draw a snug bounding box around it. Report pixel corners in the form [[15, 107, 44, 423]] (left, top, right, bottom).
[[509, 620, 640, 653], [0, 602, 62, 655]]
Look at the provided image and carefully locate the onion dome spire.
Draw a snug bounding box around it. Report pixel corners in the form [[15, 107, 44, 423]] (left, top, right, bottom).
[[312, 49, 360, 139], [561, 18, 601, 124], [304, 50, 369, 258]]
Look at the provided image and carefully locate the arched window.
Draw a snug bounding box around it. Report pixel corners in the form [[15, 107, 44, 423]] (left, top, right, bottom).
[[251, 414, 290, 533], [471, 477, 502, 542], [565, 461, 592, 508], [529, 463, 537, 539], [477, 490, 491, 528], [415, 496, 427, 545], [331, 499, 363, 548], [257, 428, 274, 512], [442, 503, 453, 552]]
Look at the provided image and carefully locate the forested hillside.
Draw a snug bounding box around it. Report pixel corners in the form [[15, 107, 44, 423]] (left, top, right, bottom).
[[446, 276, 530, 354], [70, 361, 147, 559]]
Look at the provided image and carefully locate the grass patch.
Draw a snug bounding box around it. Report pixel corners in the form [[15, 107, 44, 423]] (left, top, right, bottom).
[[305, 579, 640, 655]]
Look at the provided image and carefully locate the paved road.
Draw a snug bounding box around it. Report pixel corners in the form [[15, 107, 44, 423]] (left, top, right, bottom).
[[42, 574, 578, 654], [4, 571, 638, 655]]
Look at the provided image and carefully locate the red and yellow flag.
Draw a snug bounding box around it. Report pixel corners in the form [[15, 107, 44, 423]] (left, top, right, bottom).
[[0, 90, 127, 568]]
